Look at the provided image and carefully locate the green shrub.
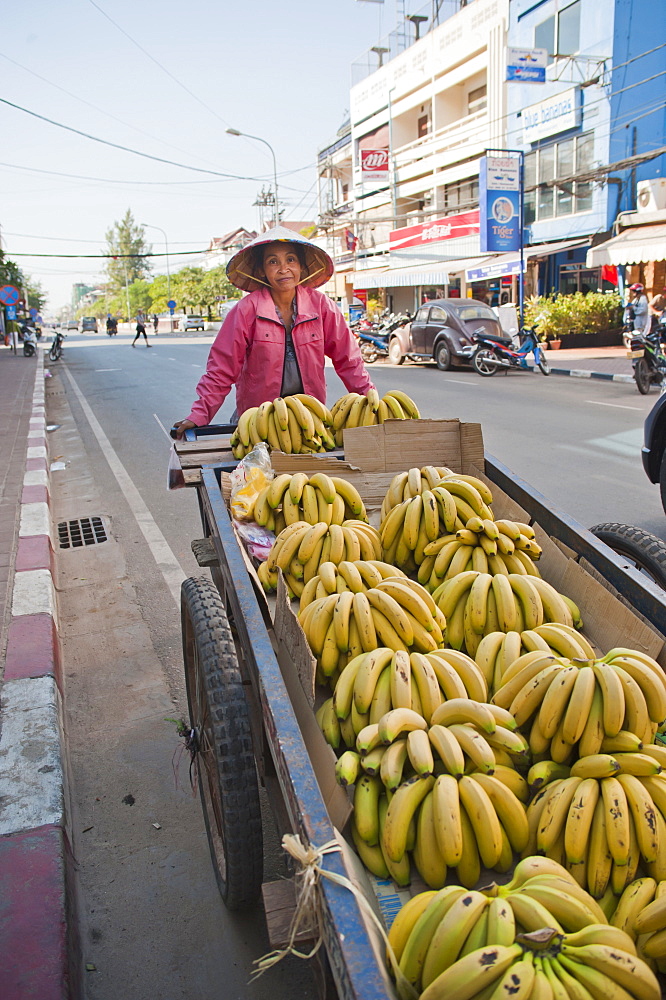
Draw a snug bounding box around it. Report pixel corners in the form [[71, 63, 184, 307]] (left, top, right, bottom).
[[523, 292, 623, 340]]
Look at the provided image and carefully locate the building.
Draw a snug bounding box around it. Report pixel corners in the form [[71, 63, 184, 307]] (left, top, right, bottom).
[[508, 0, 666, 300], [202, 228, 257, 271], [318, 0, 666, 315]]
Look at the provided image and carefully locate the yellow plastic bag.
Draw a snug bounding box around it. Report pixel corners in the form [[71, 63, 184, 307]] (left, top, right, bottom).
[[230, 442, 273, 521]]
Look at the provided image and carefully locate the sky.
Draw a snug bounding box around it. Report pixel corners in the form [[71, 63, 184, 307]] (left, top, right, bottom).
[[1, 0, 394, 312]]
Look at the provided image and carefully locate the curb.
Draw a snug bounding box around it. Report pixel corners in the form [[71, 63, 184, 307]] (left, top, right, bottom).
[[549, 366, 634, 383], [0, 349, 79, 1000]]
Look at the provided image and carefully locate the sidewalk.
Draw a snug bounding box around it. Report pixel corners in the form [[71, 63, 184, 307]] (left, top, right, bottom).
[[540, 344, 635, 382], [0, 345, 78, 1000]]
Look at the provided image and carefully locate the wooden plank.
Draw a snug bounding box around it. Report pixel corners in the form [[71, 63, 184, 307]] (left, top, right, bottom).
[[261, 879, 317, 950]]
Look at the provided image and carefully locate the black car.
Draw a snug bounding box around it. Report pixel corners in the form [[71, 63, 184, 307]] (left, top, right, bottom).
[[642, 391, 666, 512], [387, 298, 503, 370]]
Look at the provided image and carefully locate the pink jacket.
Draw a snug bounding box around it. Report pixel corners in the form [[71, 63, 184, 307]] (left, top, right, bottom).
[[186, 286, 374, 425]]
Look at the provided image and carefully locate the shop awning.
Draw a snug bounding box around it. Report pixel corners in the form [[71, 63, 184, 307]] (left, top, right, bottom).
[[352, 256, 492, 289], [586, 224, 666, 267]]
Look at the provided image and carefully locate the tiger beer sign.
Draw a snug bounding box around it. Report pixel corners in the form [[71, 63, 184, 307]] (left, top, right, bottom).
[[360, 148, 389, 183]]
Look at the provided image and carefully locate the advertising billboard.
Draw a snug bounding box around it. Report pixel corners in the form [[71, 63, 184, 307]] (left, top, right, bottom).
[[360, 148, 389, 183], [479, 156, 521, 253]]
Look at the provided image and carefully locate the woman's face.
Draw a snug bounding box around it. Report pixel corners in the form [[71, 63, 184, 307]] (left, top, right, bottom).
[[260, 243, 303, 294]]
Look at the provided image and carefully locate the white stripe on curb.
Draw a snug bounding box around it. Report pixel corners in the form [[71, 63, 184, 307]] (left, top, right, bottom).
[[24, 469, 48, 488], [19, 502, 51, 538], [27, 445, 47, 460], [0, 677, 65, 836], [11, 568, 57, 620]]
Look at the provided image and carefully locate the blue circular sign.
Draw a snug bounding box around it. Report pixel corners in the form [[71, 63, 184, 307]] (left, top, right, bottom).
[[167, 299, 176, 309], [0, 284, 20, 306]]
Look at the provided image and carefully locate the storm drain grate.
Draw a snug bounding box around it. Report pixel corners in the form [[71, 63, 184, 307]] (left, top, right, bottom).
[[57, 516, 107, 549]]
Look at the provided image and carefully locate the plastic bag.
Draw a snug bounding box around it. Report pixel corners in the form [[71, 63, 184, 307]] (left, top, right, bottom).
[[230, 442, 274, 520], [166, 442, 186, 490], [233, 520, 275, 561]]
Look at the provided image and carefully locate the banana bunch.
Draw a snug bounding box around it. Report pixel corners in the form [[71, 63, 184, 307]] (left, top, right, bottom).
[[301, 579, 446, 678], [331, 389, 420, 447], [380, 473, 498, 577], [613, 877, 666, 969], [252, 471, 367, 531], [487, 856, 608, 928], [523, 763, 666, 899], [492, 646, 666, 764], [230, 394, 334, 458], [429, 572, 581, 660], [388, 873, 658, 1000], [476, 624, 596, 697], [259, 519, 382, 597], [379, 466, 457, 519], [421, 519, 544, 594], [298, 559, 406, 610]]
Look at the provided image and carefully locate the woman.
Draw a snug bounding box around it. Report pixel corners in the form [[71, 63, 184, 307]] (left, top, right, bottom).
[[623, 282, 650, 348], [173, 227, 374, 437]]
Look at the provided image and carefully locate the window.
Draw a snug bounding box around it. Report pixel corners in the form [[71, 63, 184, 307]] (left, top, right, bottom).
[[535, 1, 580, 60], [457, 304, 498, 322], [444, 177, 479, 213], [468, 85, 487, 115], [418, 114, 430, 137], [524, 132, 594, 222], [430, 307, 449, 321], [415, 307, 430, 323]]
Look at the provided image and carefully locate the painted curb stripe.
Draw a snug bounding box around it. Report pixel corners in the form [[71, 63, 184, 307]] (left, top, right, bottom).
[[4, 614, 60, 685], [11, 567, 57, 620]]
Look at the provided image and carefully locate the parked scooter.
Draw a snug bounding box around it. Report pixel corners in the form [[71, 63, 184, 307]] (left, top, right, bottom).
[[471, 325, 550, 376], [355, 311, 413, 364], [48, 329, 66, 362], [21, 324, 38, 357], [629, 319, 666, 394]]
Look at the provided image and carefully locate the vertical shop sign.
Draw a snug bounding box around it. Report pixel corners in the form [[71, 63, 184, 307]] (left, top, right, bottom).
[[479, 156, 521, 252]]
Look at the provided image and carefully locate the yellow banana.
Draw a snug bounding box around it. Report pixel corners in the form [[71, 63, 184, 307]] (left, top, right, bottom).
[[600, 775, 631, 865], [430, 697, 496, 733], [448, 723, 496, 774], [378, 706, 428, 744], [413, 791, 448, 890], [617, 774, 660, 863], [382, 774, 435, 863], [379, 736, 409, 791], [330, 477, 366, 519], [561, 666, 597, 744], [384, 389, 420, 419], [492, 574, 518, 632], [418, 944, 522, 1000], [457, 774, 503, 867], [420, 890, 491, 989], [469, 772, 529, 853]]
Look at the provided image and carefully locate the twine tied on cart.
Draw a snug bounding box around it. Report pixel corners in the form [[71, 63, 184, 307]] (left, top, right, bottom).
[[251, 833, 418, 1000]]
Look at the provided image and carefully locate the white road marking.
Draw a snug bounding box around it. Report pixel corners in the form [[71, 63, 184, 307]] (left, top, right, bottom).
[[191, 364, 201, 368], [153, 413, 173, 441], [168, 357, 177, 361], [586, 400, 643, 411], [62, 368, 186, 608], [95, 368, 122, 372], [444, 378, 477, 385]]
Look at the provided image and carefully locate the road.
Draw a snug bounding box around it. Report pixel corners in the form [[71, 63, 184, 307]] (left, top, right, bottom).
[[46, 328, 663, 999]]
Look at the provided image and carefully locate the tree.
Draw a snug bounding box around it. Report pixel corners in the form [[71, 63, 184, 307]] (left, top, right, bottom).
[[25, 278, 47, 312], [104, 209, 152, 292], [200, 267, 240, 318]]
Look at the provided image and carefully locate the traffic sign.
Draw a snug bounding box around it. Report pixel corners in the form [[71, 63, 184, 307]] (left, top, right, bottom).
[[6, 305, 17, 320], [0, 285, 20, 306], [29, 307, 38, 319], [167, 299, 176, 309]]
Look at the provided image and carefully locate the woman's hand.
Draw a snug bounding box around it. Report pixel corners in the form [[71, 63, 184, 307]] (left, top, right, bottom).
[[172, 418, 197, 440]]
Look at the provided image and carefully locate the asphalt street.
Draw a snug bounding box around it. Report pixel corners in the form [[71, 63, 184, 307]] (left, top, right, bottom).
[[45, 327, 665, 998]]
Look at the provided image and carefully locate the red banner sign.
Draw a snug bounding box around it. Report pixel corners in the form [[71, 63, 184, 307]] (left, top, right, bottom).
[[389, 210, 480, 250], [360, 148, 389, 182]]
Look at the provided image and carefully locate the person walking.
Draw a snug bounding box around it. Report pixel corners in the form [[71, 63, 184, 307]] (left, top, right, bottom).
[[152, 313, 159, 334], [172, 226, 373, 437], [132, 317, 152, 347]]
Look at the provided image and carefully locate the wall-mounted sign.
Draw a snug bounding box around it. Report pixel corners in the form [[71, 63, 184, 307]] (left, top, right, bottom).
[[522, 88, 580, 144], [389, 210, 479, 251], [466, 259, 525, 282], [479, 157, 521, 253], [360, 148, 389, 183], [506, 47, 547, 83]]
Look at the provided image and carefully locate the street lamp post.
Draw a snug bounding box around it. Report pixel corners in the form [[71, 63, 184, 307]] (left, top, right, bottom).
[[142, 222, 172, 332], [226, 128, 279, 226]]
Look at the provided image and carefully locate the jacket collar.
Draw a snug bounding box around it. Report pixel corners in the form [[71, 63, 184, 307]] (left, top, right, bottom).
[[253, 285, 318, 323]]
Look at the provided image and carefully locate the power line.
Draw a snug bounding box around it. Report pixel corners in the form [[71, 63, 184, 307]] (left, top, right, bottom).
[[86, 0, 231, 130]]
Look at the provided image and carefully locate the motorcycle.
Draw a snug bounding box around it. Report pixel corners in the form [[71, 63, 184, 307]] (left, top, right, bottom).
[[629, 320, 666, 394], [471, 325, 550, 377], [21, 324, 38, 357], [49, 329, 65, 362], [356, 311, 413, 364]]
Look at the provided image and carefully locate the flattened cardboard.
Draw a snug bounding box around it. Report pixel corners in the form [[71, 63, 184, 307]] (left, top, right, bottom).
[[342, 419, 484, 474], [274, 572, 317, 707]]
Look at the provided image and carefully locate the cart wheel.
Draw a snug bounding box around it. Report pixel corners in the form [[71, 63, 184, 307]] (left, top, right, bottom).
[[589, 523, 666, 590], [181, 576, 263, 909]]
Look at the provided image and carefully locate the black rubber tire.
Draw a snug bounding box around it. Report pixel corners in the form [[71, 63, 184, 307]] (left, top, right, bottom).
[[388, 338, 404, 365], [538, 356, 551, 376], [360, 344, 379, 364], [472, 346, 499, 376], [658, 449, 666, 518], [181, 576, 263, 909], [435, 340, 452, 371], [23, 344, 35, 357], [589, 523, 666, 589], [635, 358, 652, 395], [49, 343, 61, 361]]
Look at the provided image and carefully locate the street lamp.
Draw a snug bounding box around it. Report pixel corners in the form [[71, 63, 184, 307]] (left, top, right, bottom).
[[226, 128, 280, 226], [142, 222, 172, 332]]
